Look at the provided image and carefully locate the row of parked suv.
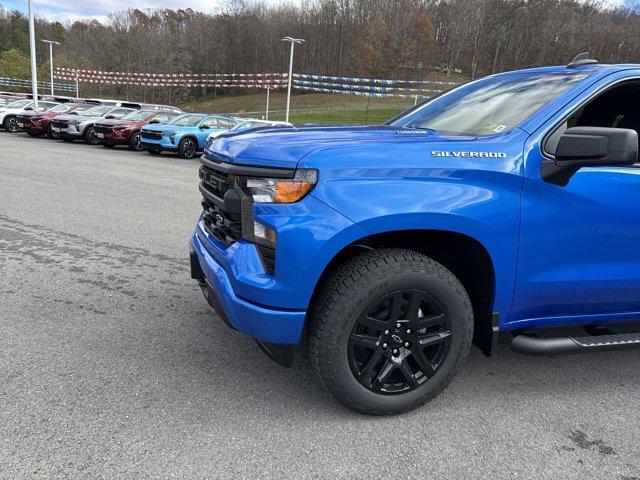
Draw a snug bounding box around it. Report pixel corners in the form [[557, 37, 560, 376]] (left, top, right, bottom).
[[0, 92, 291, 159]]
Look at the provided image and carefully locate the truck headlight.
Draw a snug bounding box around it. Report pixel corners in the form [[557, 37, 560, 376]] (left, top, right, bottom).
[[239, 169, 317, 203]]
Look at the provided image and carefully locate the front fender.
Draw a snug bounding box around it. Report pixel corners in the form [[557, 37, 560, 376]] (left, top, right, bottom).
[[310, 172, 523, 323]]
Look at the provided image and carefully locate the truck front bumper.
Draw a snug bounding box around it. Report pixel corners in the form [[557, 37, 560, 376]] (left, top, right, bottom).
[[189, 223, 306, 346]]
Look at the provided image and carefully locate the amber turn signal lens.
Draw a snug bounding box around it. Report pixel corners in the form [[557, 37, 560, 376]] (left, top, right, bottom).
[[275, 182, 315, 203]]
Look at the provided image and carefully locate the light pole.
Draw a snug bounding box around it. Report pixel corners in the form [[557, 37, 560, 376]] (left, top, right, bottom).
[[281, 36, 304, 123], [42, 39, 60, 96], [265, 86, 270, 120], [27, 0, 38, 108]]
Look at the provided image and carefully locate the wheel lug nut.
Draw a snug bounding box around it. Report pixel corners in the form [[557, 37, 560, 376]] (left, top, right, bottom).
[[384, 330, 389, 335], [392, 349, 399, 355], [406, 329, 411, 334], [396, 323, 401, 328], [382, 343, 388, 349], [404, 342, 410, 348]]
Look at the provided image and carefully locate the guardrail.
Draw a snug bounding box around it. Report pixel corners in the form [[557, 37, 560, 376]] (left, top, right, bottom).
[[0, 76, 76, 93]]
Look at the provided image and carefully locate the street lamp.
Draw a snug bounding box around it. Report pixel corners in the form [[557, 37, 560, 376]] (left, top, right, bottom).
[[42, 39, 60, 96], [27, 0, 38, 108], [281, 36, 304, 123]]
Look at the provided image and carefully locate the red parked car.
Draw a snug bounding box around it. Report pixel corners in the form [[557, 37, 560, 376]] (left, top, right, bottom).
[[17, 102, 97, 138], [94, 109, 179, 150]]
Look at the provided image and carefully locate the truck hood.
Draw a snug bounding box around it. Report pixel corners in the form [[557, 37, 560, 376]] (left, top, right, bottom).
[[204, 125, 476, 169]]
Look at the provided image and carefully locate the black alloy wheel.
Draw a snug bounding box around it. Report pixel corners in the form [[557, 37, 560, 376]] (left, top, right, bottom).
[[46, 124, 55, 138], [84, 125, 99, 145], [128, 132, 143, 151], [4, 116, 18, 133], [309, 248, 473, 415], [348, 290, 452, 394], [178, 137, 197, 159]]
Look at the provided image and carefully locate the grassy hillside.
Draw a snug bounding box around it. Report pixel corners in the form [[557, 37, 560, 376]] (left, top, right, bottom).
[[181, 91, 416, 125]]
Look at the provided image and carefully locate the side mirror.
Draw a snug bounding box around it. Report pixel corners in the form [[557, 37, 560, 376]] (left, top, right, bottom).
[[105, 114, 115, 119], [24, 106, 33, 111], [542, 127, 638, 186], [149, 119, 161, 124]]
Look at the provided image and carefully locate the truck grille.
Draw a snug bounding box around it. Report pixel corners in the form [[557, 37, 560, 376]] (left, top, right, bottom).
[[199, 157, 276, 275], [199, 165, 243, 246], [141, 130, 162, 140]]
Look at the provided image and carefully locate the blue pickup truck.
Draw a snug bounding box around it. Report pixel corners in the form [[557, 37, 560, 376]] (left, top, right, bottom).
[[190, 54, 640, 414]]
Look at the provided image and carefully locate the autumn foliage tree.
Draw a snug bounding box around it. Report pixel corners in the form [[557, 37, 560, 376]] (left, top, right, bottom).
[[2, 0, 640, 100]]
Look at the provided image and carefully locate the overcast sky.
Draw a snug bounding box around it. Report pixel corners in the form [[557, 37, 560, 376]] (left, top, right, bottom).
[[0, 0, 635, 24], [0, 0, 296, 23]]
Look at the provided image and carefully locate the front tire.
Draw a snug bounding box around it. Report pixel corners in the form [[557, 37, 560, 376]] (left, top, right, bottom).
[[83, 125, 99, 145], [128, 131, 143, 151], [177, 137, 198, 159], [4, 116, 18, 133], [309, 248, 473, 415]]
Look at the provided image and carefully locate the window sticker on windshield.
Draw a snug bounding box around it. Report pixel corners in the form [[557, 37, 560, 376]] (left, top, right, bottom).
[[484, 123, 507, 133]]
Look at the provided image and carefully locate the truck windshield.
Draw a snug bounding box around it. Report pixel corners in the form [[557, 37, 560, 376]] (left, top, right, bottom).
[[390, 72, 589, 136]]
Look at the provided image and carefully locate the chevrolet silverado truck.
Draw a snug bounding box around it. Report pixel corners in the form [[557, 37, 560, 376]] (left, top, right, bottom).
[[190, 54, 640, 415], [94, 109, 179, 150]]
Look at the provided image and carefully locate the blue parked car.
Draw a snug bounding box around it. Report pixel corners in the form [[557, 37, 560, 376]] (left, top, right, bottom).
[[140, 113, 238, 158], [190, 54, 640, 415]]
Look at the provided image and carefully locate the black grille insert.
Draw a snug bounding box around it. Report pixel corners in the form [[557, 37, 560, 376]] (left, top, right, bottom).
[[255, 244, 275, 275], [94, 125, 113, 134], [51, 119, 69, 129], [199, 165, 243, 246], [141, 130, 162, 140]]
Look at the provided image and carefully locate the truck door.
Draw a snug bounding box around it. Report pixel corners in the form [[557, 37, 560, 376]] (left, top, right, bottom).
[[512, 75, 640, 328]]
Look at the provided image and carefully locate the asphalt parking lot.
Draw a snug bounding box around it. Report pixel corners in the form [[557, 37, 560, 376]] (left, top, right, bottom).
[[1, 133, 639, 479]]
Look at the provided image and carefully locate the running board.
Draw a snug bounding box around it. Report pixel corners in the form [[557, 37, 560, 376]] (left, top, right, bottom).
[[511, 333, 640, 356]]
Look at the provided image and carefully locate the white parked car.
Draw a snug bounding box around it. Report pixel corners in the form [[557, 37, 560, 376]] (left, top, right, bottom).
[[0, 99, 60, 132], [206, 119, 293, 143]]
